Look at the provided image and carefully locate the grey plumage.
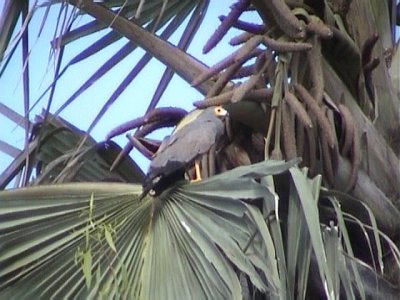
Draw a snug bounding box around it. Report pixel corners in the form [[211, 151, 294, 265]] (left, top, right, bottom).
[[143, 106, 227, 194]]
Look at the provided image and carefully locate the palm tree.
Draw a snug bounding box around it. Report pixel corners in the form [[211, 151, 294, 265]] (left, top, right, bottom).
[[0, 0, 399, 298]]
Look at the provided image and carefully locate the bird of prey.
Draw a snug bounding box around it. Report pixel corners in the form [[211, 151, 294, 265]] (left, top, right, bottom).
[[143, 106, 228, 195]]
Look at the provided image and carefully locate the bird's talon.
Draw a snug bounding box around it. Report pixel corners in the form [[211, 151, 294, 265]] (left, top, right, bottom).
[[190, 178, 202, 183]]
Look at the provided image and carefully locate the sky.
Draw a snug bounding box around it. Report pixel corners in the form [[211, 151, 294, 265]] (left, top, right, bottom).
[[0, 0, 252, 177]]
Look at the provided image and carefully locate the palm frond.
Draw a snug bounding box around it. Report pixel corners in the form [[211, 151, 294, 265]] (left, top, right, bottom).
[[1, 157, 399, 298], [0, 108, 144, 188], [0, 0, 30, 63], [0, 182, 147, 298], [0, 159, 299, 299]]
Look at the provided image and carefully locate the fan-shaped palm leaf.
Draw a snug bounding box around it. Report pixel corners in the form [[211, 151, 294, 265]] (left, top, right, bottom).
[[0, 159, 300, 299]]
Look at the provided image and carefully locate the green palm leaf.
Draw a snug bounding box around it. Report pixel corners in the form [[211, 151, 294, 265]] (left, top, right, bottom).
[[0, 159, 299, 299]]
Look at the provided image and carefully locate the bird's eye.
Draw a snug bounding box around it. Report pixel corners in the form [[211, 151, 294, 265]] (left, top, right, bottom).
[[214, 107, 228, 118], [215, 107, 223, 114]]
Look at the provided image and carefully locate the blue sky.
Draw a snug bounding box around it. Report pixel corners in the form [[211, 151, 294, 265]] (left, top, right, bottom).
[[0, 0, 251, 175]]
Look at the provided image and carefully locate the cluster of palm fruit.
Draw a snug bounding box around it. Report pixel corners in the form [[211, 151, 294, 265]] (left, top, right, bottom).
[[108, 0, 381, 195]]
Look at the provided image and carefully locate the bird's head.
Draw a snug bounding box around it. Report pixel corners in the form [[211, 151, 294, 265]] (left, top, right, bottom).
[[213, 106, 228, 119]]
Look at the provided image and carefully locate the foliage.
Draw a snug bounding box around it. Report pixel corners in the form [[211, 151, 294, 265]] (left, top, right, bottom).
[[1, 0, 400, 299], [3, 160, 397, 299]]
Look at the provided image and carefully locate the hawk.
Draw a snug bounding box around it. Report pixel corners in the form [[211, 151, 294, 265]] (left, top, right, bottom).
[[143, 106, 228, 195]]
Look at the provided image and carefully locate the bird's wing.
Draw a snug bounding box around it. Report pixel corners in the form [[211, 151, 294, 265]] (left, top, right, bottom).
[[150, 120, 221, 169]]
